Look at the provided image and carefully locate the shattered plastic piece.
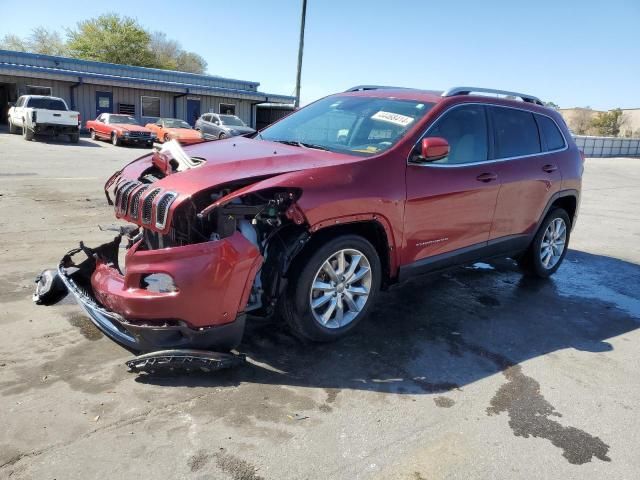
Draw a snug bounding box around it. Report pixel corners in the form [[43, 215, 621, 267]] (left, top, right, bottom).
[[33, 269, 68, 305], [126, 349, 246, 374]]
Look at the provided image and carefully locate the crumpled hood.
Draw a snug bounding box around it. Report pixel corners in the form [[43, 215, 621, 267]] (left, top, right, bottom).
[[119, 136, 360, 196]]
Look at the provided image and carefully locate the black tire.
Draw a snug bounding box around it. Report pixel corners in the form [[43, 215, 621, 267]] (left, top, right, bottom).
[[518, 208, 571, 278], [8, 118, 18, 134], [69, 133, 80, 144], [281, 234, 381, 342], [219, 132, 227, 140], [90, 129, 96, 140], [164, 133, 171, 143], [111, 132, 120, 146], [22, 123, 34, 141]]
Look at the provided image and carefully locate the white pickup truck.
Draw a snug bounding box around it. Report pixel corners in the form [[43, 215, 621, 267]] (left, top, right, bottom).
[[8, 95, 80, 143]]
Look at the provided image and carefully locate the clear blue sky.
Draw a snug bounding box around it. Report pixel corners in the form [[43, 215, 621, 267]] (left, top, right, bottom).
[[1, 0, 638, 109]]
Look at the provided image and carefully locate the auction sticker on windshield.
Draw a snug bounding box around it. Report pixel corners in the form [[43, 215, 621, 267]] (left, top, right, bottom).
[[371, 111, 415, 127]]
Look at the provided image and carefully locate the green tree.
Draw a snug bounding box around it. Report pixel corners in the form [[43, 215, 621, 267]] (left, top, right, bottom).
[[66, 13, 157, 67], [175, 51, 207, 74], [150, 31, 207, 74], [0, 33, 28, 51], [1, 28, 66, 55], [590, 109, 625, 137]]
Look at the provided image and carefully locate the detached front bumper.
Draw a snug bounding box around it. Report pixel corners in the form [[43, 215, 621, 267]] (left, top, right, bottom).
[[58, 232, 261, 352]]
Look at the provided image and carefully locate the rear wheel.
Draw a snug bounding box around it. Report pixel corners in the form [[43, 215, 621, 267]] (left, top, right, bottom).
[[22, 122, 34, 141], [69, 133, 79, 143], [282, 235, 381, 342], [518, 208, 570, 278], [90, 129, 96, 140], [8, 118, 18, 134]]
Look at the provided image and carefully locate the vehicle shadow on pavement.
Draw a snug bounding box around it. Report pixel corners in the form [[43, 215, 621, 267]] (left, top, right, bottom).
[[135, 249, 639, 396]]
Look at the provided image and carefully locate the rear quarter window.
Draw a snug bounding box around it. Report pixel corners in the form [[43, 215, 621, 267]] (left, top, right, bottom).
[[536, 114, 566, 151], [491, 107, 540, 158], [26, 97, 68, 111]]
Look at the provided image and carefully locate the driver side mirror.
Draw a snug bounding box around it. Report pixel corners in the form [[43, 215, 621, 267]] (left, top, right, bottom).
[[415, 137, 449, 162]]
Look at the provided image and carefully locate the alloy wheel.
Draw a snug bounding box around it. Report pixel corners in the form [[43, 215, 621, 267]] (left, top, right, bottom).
[[540, 218, 567, 269], [309, 249, 372, 329]]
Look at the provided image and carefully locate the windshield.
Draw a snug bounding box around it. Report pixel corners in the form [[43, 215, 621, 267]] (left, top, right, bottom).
[[219, 115, 246, 127], [26, 98, 67, 111], [163, 119, 191, 129], [259, 96, 434, 156], [110, 116, 140, 125]]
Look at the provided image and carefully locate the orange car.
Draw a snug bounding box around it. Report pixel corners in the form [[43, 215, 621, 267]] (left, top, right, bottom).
[[145, 118, 203, 144]]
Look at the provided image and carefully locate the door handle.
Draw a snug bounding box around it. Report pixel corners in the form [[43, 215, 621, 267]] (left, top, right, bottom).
[[476, 172, 498, 183], [542, 164, 558, 173]]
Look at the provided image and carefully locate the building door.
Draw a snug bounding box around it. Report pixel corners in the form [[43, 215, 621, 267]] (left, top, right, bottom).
[[186, 98, 200, 126], [96, 91, 113, 117], [0, 83, 17, 125]]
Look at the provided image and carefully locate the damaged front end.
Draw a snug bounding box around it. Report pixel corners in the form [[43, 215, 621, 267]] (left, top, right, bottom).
[[37, 142, 311, 359]]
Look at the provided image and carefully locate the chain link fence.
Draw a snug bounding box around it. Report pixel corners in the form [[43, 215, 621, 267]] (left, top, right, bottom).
[[573, 135, 640, 157]]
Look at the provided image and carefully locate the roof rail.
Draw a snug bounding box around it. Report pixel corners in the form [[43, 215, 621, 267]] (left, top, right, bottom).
[[442, 86, 544, 106], [345, 85, 409, 92]]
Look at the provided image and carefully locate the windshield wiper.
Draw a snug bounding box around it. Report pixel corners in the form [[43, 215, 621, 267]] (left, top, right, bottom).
[[270, 139, 329, 151]]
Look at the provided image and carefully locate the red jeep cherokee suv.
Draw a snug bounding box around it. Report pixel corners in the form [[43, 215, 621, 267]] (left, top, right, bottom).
[[44, 86, 582, 353]]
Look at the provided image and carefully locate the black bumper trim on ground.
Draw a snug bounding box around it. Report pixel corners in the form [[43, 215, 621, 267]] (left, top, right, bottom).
[[58, 259, 246, 353]]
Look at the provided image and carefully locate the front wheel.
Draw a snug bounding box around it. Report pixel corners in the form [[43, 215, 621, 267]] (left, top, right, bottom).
[[518, 208, 571, 278], [111, 132, 120, 146], [90, 129, 97, 140], [282, 235, 381, 342], [218, 132, 227, 140], [69, 133, 79, 144]]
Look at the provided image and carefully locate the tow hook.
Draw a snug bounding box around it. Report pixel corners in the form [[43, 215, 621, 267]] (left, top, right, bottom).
[[125, 349, 246, 374]]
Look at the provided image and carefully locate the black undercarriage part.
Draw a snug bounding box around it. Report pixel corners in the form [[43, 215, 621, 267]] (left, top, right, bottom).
[[126, 349, 246, 374], [33, 269, 68, 305]]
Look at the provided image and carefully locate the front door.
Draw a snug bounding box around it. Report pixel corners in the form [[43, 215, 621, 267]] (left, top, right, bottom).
[[96, 91, 113, 117], [186, 98, 200, 126], [403, 104, 500, 266]]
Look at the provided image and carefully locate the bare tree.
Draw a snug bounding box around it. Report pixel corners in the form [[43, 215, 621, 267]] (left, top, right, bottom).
[[0, 33, 28, 51]]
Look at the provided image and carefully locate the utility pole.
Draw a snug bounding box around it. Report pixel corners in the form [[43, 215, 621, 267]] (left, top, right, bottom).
[[294, 0, 307, 109]]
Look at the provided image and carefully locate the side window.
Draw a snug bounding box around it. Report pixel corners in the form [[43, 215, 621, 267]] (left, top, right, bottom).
[[492, 107, 540, 158], [17, 97, 25, 107], [427, 105, 488, 164], [536, 114, 566, 151], [203, 114, 212, 122]]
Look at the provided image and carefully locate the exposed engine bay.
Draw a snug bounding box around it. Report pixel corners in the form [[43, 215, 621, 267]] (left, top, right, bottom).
[[106, 140, 310, 313]]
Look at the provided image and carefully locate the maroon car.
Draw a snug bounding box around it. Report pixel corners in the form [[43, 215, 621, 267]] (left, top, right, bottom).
[[39, 86, 583, 357]]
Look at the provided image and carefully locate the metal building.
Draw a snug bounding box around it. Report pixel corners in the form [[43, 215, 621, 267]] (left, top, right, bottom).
[[0, 49, 294, 129]]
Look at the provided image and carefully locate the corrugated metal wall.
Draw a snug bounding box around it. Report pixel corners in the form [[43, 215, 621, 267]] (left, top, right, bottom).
[[1, 74, 256, 127]]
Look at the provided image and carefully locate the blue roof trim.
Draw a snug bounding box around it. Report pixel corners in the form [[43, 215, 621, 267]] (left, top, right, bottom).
[[0, 62, 295, 103], [0, 49, 260, 88]]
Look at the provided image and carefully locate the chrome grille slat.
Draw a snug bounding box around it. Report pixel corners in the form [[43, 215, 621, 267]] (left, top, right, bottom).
[[154, 192, 177, 229], [119, 182, 139, 214], [129, 185, 149, 219], [142, 188, 162, 224]]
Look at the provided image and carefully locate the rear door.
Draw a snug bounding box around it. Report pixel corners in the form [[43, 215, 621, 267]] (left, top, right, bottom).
[[488, 106, 563, 241], [404, 104, 500, 266]]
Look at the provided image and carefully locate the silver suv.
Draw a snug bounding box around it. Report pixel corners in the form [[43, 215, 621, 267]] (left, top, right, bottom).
[[195, 113, 256, 140]]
